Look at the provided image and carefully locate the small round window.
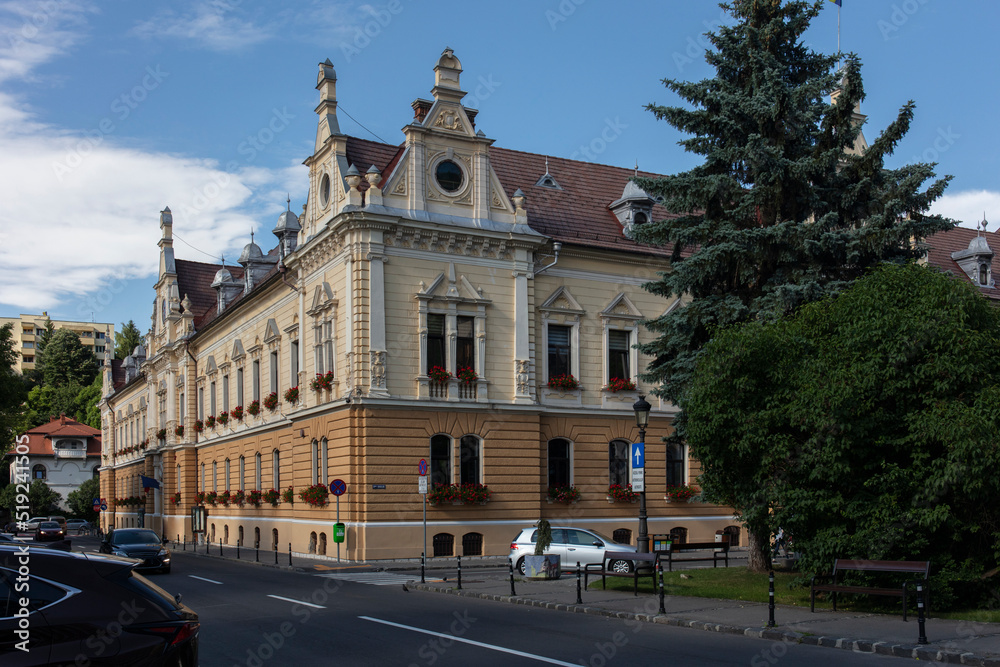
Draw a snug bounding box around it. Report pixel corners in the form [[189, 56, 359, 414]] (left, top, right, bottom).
[[319, 173, 331, 208], [435, 160, 463, 193]]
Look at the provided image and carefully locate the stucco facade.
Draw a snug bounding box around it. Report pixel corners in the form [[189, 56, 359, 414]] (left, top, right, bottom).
[[99, 49, 741, 560]]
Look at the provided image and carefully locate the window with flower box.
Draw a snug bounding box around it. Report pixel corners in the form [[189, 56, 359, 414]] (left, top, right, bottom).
[[430, 434, 451, 486], [666, 442, 686, 487], [222, 374, 230, 413], [236, 368, 244, 408], [460, 435, 481, 485], [272, 449, 280, 489], [269, 351, 278, 395], [548, 438, 572, 488], [426, 314, 446, 373], [255, 452, 262, 491], [547, 325, 572, 381]]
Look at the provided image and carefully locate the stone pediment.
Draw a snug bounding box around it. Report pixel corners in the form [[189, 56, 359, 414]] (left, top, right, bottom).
[[540, 287, 586, 316], [263, 318, 281, 343], [416, 263, 489, 304], [308, 282, 338, 314], [205, 356, 218, 374], [600, 293, 643, 321], [231, 339, 245, 361]]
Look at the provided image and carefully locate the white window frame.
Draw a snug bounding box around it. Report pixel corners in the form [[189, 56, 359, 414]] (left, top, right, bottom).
[[542, 320, 580, 383]]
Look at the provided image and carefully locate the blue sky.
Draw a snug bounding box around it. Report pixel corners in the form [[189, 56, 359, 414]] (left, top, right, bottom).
[[1, 0, 997, 333]]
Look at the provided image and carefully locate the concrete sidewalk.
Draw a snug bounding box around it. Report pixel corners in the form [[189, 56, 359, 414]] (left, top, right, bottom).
[[403, 561, 1000, 666]]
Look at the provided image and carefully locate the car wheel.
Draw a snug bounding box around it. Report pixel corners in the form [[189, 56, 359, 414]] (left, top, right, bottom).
[[610, 559, 633, 574], [516, 557, 526, 576]]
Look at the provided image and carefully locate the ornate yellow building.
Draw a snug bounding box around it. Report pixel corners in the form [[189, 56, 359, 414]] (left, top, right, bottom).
[[99, 49, 739, 560]]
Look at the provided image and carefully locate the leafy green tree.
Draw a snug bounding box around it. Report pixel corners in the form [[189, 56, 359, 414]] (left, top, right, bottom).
[[38, 328, 97, 387], [115, 320, 143, 360], [687, 263, 1000, 603], [67, 477, 100, 522], [0, 479, 62, 518], [74, 373, 103, 429], [633, 0, 953, 570], [19, 383, 85, 431], [0, 323, 27, 453]]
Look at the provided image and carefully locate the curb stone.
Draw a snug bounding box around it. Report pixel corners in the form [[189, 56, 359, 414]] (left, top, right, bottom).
[[413, 582, 1000, 666]]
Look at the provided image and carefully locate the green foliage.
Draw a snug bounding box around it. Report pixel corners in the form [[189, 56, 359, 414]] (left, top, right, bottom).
[[19, 382, 85, 431], [686, 263, 1000, 606], [534, 518, 553, 556], [67, 477, 100, 521], [635, 0, 953, 406], [0, 324, 27, 453], [114, 320, 143, 360], [75, 373, 103, 429], [39, 328, 97, 387], [0, 479, 62, 517]]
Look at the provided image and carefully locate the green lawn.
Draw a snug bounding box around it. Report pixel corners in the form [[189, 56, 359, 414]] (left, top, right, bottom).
[[596, 567, 1000, 622]]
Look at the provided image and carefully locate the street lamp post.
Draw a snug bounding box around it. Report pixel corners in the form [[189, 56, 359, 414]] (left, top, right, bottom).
[[633, 394, 651, 554]]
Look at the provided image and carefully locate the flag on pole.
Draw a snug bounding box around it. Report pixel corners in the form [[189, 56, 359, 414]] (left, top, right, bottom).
[[141, 475, 161, 490], [829, 0, 841, 6]]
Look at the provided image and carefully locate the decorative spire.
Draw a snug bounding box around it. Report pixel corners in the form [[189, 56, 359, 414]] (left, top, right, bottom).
[[634, 160, 639, 177]]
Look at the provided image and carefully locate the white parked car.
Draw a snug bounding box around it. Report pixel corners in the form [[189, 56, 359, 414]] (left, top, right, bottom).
[[508, 526, 637, 575]]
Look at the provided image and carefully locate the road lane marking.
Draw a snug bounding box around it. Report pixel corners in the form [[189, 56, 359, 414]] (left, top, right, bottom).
[[316, 572, 437, 586], [188, 575, 223, 584], [359, 616, 579, 666], [268, 595, 326, 609]]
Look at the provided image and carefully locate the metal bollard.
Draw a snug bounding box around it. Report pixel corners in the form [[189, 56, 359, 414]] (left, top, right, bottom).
[[236, 540, 240, 560], [509, 559, 517, 596], [457, 554, 462, 590], [180, 535, 184, 551], [274, 546, 278, 565], [576, 562, 582, 605], [219, 539, 223, 557], [767, 570, 776, 628], [917, 583, 928, 644], [658, 561, 665, 614], [288, 543, 292, 566], [255, 541, 259, 563], [421, 552, 426, 584], [206, 538, 209, 555]]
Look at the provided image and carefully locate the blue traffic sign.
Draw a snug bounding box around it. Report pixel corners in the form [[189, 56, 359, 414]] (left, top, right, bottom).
[[330, 479, 347, 496], [632, 442, 645, 468], [418, 459, 428, 476], [100, 503, 108, 511]]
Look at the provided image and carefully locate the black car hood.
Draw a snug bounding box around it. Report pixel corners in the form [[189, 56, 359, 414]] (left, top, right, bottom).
[[115, 545, 163, 555]]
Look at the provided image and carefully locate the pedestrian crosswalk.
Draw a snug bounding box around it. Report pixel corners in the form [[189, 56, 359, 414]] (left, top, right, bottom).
[[315, 571, 439, 586]]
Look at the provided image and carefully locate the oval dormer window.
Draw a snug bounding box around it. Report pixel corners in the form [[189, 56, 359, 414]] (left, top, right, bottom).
[[435, 160, 463, 193], [319, 173, 331, 209]]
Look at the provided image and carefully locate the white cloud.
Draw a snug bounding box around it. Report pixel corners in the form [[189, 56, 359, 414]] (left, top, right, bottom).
[[0, 0, 94, 84], [929, 190, 1000, 230], [0, 0, 307, 315], [130, 2, 271, 52]]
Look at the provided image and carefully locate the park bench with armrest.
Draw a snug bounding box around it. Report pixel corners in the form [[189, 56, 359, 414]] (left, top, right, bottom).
[[656, 540, 730, 572], [583, 551, 659, 596], [810, 559, 931, 621]]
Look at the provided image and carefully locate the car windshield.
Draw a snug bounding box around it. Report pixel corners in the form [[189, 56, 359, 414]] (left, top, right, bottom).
[[111, 530, 160, 546], [39, 522, 59, 529]]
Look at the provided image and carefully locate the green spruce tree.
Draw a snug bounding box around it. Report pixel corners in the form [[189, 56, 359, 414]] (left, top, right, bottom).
[[0, 323, 27, 452], [634, 0, 954, 571], [39, 328, 97, 387], [114, 320, 143, 360]]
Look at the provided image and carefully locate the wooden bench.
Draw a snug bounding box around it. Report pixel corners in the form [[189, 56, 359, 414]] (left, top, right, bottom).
[[583, 551, 659, 596], [656, 540, 730, 572], [810, 559, 931, 621]]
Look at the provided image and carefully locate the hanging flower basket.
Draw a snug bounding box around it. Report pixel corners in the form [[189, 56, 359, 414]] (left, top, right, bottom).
[[456, 366, 478, 384], [284, 387, 299, 405], [247, 399, 260, 417], [607, 484, 639, 503], [263, 392, 278, 411], [547, 485, 581, 503], [427, 366, 452, 384], [299, 484, 330, 507], [603, 378, 636, 393], [262, 489, 280, 507], [310, 371, 335, 392], [547, 374, 579, 390], [231, 405, 244, 421]]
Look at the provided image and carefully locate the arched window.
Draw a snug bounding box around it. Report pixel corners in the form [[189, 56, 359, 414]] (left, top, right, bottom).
[[608, 440, 629, 487], [176, 464, 182, 493], [255, 453, 262, 491], [212, 461, 218, 491], [319, 533, 327, 556], [224, 458, 231, 490], [459, 435, 480, 485], [311, 439, 319, 485], [238, 526, 244, 546], [430, 434, 451, 486], [669, 527, 688, 545], [271, 528, 279, 550], [32, 464, 46, 480], [254, 527, 261, 548], [462, 532, 483, 556], [433, 532, 454, 557], [308, 532, 317, 554], [239, 456, 245, 490], [547, 438, 571, 488]]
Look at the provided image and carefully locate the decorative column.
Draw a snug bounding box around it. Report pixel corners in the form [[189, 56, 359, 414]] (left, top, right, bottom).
[[367, 248, 389, 398], [513, 258, 533, 404]]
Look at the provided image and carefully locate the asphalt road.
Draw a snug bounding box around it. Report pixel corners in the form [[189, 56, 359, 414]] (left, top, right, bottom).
[[134, 549, 916, 666]]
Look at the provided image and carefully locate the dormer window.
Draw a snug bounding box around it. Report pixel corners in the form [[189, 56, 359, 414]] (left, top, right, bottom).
[[535, 157, 562, 190], [634, 212, 648, 226], [435, 160, 463, 192], [981, 263, 990, 285]]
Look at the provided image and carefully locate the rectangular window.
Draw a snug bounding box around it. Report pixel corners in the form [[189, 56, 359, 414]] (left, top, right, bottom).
[[547, 325, 571, 379], [459, 435, 480, 485], [291, 340, 299, 385], [430, 435, 451, 486], [456, 316, 475, 371], [222, 375, 229, 412], [210, 382, 216, 416], [427, 314, 446, 372], [324, 321, 334, 378], [666, 443, 685, 487], [179, 392, 185, 423], [255, 453, 262, 491], [198, 387, 204, 420], [314, 324, 324, 374], [213, 461, 218, 492], [608, 330, 631, 382], [548, 439, 571, 488], [236, 368, 244, 407], [225, 459, 231, 489], [320, 439, 328, 487], [252, 360, 260, 402], [201, 464, 206, 492], [273, 450, 280, 489], [311, 441, 318, 485], [269, 351, 278, 394], [609, 441, 629, 487], [239, 457, 245, 490]]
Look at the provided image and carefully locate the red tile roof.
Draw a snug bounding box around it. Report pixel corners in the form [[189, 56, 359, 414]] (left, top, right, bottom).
[[11, 415, 101, 457], [925, 226, 1000, 300]]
